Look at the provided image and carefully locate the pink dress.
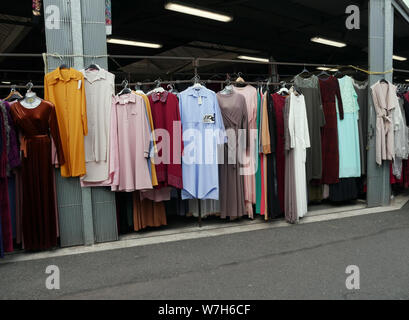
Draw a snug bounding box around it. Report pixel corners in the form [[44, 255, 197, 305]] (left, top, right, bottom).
[[110, 93, 153, 192]]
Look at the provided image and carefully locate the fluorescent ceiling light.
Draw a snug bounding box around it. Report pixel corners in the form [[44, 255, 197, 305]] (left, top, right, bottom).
[[405, 79, 409, 82], [317, 67, 338, 72], [311, 37, 347, 48], [393, 55, 407, 61], [107, 38, 162, 49], [237, 55, 269, 63], [1, 81, 11, 85], [165, 2, 233, 22]]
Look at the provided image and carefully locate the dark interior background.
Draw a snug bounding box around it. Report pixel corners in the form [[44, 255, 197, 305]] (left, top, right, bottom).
[[0, 0, 408, 94]]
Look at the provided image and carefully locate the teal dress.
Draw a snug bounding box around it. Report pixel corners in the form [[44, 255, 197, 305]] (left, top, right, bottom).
[[337, 76, 361, 178]]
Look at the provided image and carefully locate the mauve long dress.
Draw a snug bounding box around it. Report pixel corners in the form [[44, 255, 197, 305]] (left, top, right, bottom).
[[319, 76, 344, 184], [10, 100, 65, 251], [233, 85, 258, 217], [217, 92, 249, 219]]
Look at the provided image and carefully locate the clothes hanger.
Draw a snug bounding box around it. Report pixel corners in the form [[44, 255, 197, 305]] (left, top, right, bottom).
[[235, 72, 247, 87], [317, 69, 331, 79], [277, 81, 289, 95], [86, 56, 100, 71], [153, 79, 165, 93], [380, 78, 389, 84], [21, 81, 42, 109], [167, 83, 179, 94], [134, 82, 144, 94], [334, 70, 344, 79], [118, 80, 132, 96], [219, 75, 233, 95], [4, 84, 23, 102], [298, 65, 312, 78], [192, 74, 203, 88]]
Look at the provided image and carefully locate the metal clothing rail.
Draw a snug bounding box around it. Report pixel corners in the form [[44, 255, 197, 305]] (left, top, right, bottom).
[[1, 52, 409, 74]]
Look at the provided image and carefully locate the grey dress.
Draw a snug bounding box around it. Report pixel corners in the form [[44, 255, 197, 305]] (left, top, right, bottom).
[[216, 92, 249, 219], [284, 95, 298, 223], [294, 75, 326, 182]]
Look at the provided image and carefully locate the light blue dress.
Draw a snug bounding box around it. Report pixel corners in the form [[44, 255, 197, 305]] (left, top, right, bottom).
[[337, 76, 361, 178], [178, 86, 226, 200]]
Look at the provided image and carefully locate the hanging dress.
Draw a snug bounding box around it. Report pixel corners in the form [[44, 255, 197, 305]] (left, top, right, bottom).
[[288, 91, 311, 218], [217, 92, 248, 219], [233, 85, 258, 217], [272, 93, 286, 214], [337, 76, 361, 178], [10, 100, 65, 251], [353, 80, 369, 175], [265, 93, 281, 219], [284, 95, 298, 223], [319, 76, 344, 184], [0, 114, 5, 256], [110, 93, 153, 192], [294, 75, 326, 182]]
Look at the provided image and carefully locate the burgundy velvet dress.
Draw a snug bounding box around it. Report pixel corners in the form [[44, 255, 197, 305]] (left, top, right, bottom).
[[10, 100, 65, 251], [319, 76, 344, 185], [272, 93, 286, 214]]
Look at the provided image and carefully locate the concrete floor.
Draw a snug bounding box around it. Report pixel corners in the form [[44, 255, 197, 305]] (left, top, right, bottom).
[[0, 198, 408, 300]]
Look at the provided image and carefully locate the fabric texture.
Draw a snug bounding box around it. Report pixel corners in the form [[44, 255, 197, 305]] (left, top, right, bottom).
[[233, 85, 258, 216], [265, 93, 281, 219], [272, 93, 286, 214], [284, 95, 298, 223], [149, 91, 183, 189], [294, 75, 325, 181], [216, 92, 248, 219], [371, 81, 399, 165], [179, 86, 226, 200], [44, 67, 88, 177], [288, 91, 310, 219], [110, 93, 153, 192], [80, 67, 115, 185], [10, 100, 65, 251], [133, 192, 167, 231], [319, 76, 344, 184], [337, 76, 361, 178], [353, 80, 369, 175]]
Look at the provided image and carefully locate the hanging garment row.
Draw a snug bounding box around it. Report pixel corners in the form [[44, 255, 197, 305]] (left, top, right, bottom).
[[2, 65, 409, 256]]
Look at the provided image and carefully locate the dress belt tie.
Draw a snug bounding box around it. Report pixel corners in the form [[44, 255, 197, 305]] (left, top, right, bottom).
[[20, 134, 48, 158]]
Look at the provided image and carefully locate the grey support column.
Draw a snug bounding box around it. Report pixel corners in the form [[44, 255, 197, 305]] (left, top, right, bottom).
[[81, 0, 118, 244], [43, 0, 117, 247], [367, 0, 394, 207]]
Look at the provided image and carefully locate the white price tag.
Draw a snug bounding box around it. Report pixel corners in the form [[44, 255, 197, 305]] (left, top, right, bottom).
[[198, 96, 202, 105], [78, 80, 82, 90]]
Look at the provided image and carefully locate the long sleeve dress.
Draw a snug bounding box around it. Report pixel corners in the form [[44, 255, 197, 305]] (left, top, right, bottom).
[[288, 91, 311, 218], [319, 76, 344, 184], [337, 76, 361, 178], [216, 92, 248, 220], [233, 85, 258, 217], [110, 93, 153, 192], [10, 100, 65, 251]]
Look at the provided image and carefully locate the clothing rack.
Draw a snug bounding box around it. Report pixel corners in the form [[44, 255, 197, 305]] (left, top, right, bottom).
[[3, 52, 409, 73], [1, 52, 409, 229]]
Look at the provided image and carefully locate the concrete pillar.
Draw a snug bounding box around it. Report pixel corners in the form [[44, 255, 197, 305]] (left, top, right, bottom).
[[367, 0, 394, 207], [43, 0, 117, 247]]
